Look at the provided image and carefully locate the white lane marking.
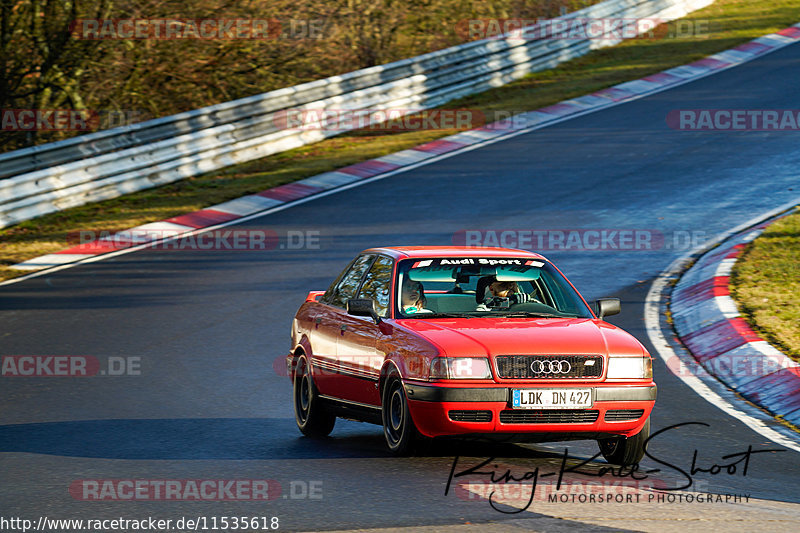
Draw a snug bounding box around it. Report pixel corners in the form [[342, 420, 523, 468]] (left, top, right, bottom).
[[10, 253, 96, 270], [2, 37, 799, 287], [210, 195, 282, 216], [645, 197, 800, 454], [299, 171, 361, 189]]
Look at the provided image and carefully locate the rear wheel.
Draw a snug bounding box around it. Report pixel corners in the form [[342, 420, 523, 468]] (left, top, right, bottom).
[[293, 356, 335, 438], [382, 373, 420, 455], [598, 416, 650, 466]]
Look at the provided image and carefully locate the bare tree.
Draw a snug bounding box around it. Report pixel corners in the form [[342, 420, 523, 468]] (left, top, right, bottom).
[[329, 0, 412, 68], [0, 0, 113, 148]]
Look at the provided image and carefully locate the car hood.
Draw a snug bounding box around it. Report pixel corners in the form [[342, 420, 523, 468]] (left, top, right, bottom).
[[394, 317, 646, 358]]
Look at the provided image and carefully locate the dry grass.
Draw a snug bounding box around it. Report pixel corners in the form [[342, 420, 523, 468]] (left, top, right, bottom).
[[731, 207, 800, 360]]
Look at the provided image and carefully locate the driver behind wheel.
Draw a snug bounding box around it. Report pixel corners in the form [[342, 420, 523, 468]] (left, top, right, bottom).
[[477, 279, 531, 310]]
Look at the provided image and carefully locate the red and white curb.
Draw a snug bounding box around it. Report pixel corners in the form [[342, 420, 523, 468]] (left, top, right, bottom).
[[670, 213, 800, 426], [9, 23, 800, 272]]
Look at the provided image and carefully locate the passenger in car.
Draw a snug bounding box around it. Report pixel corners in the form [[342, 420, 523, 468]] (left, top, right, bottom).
[[401, 279, 432, 314]]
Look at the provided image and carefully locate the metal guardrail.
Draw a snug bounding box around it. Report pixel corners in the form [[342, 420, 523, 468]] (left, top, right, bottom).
[[0, 0, 713, 229]]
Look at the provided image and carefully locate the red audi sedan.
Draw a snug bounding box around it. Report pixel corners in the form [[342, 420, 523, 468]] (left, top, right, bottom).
[[286, 247, 656, 462]]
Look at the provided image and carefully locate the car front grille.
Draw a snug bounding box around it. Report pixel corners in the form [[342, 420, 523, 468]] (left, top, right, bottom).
[[499, 409, 599, 424], [495, 355, 603, 379], [604, 409, 645, 422], [448, 410, 493, 422]]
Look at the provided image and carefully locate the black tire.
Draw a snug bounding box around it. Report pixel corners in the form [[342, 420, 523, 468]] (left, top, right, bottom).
[[293, 356, 335, 438], [381, 373, 420, 455], [598, 416, 650, 466]]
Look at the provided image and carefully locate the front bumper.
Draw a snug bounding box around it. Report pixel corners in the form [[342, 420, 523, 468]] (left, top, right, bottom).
[[405, 383, 656, 439]]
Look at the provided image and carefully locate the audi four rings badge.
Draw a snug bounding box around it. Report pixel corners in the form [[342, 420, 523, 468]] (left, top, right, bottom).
[[530, 360, 572, 374]]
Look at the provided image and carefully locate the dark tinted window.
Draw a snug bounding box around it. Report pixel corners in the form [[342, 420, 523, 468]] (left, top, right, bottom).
[[321, 257, 356, 304], [358, 255, 394, 317], [323, 254, 375, 308]]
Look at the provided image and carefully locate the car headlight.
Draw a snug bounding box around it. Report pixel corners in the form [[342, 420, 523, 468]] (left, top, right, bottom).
[[429, 357, 492, 380], [606, 357, 653, 379]]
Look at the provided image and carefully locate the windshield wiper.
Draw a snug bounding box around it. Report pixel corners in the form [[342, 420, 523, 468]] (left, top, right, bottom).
[[422, 313, 476, 318]]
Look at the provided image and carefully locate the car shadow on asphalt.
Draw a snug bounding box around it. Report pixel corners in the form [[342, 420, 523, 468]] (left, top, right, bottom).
[[0, 416, 598, 463], [0, 417, 386, 459]]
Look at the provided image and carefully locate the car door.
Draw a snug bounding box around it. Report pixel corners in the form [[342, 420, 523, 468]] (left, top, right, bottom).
[[311, 254, 375, 396], [335, 255, 394, 405]]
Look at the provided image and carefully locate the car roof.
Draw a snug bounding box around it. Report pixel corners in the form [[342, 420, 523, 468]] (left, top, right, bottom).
[[363, 246, 547, 261]]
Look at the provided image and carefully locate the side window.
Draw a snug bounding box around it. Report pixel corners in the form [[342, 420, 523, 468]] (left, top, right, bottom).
[[358, 256, 394, 317], [323, 255, 375, 309], [321, 258, 356, 304]]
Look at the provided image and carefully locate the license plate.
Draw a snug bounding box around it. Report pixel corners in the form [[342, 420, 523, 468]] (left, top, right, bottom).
[[512, 388, 593, 409]]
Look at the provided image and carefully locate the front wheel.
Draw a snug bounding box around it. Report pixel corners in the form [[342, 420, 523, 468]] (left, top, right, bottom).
[[293, 356, 335, 438], [598, 416, 650, 466], [382, 373, 420, 455]]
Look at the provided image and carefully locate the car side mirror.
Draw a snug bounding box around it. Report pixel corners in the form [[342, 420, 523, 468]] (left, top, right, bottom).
[[346, 298, 381, 324], [595, 298, 621, 319]]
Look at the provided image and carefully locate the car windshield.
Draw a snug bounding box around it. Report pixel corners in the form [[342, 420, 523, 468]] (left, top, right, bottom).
[[395, 257, 594, 319]]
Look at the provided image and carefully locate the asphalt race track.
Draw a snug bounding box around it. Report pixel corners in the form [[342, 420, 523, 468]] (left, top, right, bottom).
[[2, 41, 800, 532]]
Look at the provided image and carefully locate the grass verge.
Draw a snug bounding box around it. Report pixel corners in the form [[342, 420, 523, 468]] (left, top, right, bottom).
[[730, 207, 800, 361], [2, 0, 800, 281]]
